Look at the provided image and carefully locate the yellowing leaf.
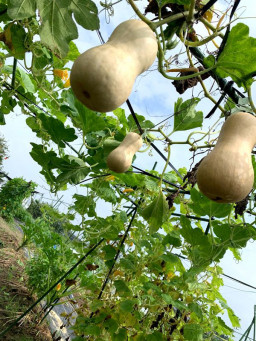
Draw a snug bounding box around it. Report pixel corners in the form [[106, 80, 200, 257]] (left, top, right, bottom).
[[203, 9, 213, 23], [113, 270, 123, 277]]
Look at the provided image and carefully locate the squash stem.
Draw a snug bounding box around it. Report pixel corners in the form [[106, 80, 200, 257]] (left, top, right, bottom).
[[158, 8, 166, 52], [199, 17, 224, 38], [247, 86, 256, 115], [160, 143, 171, 187], [187, 0, 196, 24], [157, 36, 217, 81], [127, 0, 153, 28]]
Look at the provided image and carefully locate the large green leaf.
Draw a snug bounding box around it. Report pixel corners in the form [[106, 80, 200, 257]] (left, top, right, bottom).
[[114, 280, 131, 295], [7, 0, 36, 19], [55, 156, 90, 186], [180, 216, 209, 246], [189, 187, 232, 218], [3, 23, 27, 59], [69, 0, 99, 31], [213, 23, 256, 87], [213, 221, 256, 248], [39, 113, 77, 148], [183, 323, 203, 341], [61, 89, 108, 134], [173, 97, 203, 132], [17, 68, 35, 92], [140, 191, 170, 234], [73, 194, 96, 217], [38, 0, 78, 57]]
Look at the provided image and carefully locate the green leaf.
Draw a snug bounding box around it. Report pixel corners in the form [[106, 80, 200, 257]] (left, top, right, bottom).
[[183, 324, 203, 341], [73, 194, 96, 217], [114, 280, 131, 295], [189, 187, 232, 218], [4, 23, 27, 59], [216, 23, 256, 87], [146, 331, 164, 341], [0, 111, 6, 125], [162, 233, 181, 247], [39, 113, 77, 147], [140, 191, 170, 234], [112, 328, 127, 341], [227, 307, 240, 328], [113, 108, 129, 129], [127, 113, 154, 130], [55, 156, 90, 186], [38, 0, 78, 57], [69, 0, 99, 31], [103, 318, 118, 334], [161, 294, 187, 310], [7, 0, 36, 19], [61, 89, 108, 134], [180, 216, 208, 246], [90, 300, 103, 312], [17, 68, 35, 92], [102, 245, 116, 260], [119, 299, 136, 313], [119, 257, 136, 271], [173, 97, 203, 132], [188, 302, 203, 320], [217, 317, 233, 333], [30, 143, 57, 184], [161, 253, 179, 263]]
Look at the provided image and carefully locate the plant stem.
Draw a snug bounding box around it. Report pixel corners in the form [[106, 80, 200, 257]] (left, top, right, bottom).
[[126, 0, 153, 27], [160, 144, 171, 187], [199, 17, 224, 38], [157, 37, 216, 81], [187, 0, 196, 23], [247, 86, 256, 114]]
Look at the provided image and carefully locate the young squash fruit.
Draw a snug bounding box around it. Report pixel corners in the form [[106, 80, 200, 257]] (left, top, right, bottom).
[[196, 112, 256, 203], [107, 132, 143, 173], [70, 20, 158, 112]]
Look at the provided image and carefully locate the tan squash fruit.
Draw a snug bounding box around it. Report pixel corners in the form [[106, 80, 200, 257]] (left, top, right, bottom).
[[107, 132, 143, 173], [196, 112, 256, 203], [70, 19, 158, 112]]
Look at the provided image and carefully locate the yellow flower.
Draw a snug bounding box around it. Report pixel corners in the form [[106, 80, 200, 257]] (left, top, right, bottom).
[[56, 283, 61, 291], [105, 175, 115, 181], [64, 78, 70, 88], [123, 188, 134, 193], [53, 69, 69, 81]]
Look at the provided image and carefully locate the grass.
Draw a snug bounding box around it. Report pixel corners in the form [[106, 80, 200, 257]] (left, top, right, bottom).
[[0, 217, 52, 340]]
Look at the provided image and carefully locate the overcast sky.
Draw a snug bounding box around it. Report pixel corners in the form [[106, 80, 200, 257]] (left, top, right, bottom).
[[1, 0, 256, 339]]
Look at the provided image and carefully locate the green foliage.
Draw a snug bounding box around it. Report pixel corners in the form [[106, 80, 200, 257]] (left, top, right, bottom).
[[1, 1, 255, 339], [0, 135, 8, 170], [0, 178, 36, 221], [215, 23, 256, 87], [173, 97, 203, 132]]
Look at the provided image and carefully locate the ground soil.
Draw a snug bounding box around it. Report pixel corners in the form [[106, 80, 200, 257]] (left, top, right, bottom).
[[0, 217, 52, 340]]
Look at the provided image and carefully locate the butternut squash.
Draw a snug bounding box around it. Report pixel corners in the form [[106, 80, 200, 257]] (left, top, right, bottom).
[[196, 112, 256, 203], [107, 132, 143, 173], [70, 20, 158, 112]]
